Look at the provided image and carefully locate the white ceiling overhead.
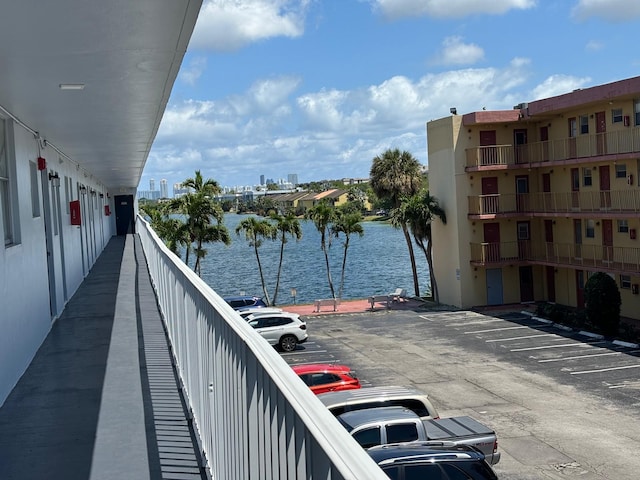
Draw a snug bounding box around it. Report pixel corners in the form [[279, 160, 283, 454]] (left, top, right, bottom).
[[0, 0, 202, 191]]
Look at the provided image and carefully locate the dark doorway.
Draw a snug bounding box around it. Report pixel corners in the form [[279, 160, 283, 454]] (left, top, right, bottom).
[[481, 177, 499, 214], [519, 266, 534, 302], [115, 195, 135, 235], [546, 266, 556, 302], [483, 223, 500, 262], [479, 130, 497, 166]]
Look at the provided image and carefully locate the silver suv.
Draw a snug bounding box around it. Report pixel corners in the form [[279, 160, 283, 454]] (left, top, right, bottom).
[[317, 385, 440, 420], [246, 312, 308, 352]]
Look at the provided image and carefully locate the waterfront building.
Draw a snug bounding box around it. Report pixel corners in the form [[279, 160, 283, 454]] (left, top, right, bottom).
[[0, 3, 380, 479], [428, 76, 640, 320], [159, 178, 168, 198]]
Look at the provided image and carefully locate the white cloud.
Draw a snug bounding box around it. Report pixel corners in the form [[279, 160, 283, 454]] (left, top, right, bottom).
[[370, 0, 536, 19], [585, 40, 604, 52], [571, 0, 640, 22], [432, 36, 485, 65], [179, 57, 207, 85], [529, 74, 591, 100], [189, 0, 310, 51]]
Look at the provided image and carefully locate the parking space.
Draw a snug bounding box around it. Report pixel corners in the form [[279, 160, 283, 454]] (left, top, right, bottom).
[[292, 307, 640, 480]]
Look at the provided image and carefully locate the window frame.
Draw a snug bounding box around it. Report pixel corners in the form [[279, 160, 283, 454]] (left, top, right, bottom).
[[620, 274, 631, 289], [579, 115, 589, 134], [615, 163, 627, 179], [583, 167, 592, 186], [585, 219, 595, 238], [617, 219, 629, 233], [612, 108, 623, 124], [0, 115, 19, 247]]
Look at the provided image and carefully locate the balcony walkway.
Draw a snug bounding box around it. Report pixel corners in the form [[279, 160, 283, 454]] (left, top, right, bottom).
[[0, 235, 206, 480]]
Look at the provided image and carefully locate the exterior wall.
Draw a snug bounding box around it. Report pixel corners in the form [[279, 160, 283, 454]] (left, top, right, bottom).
[[428, 75, 640, 319], [0, 117, 115, 405]]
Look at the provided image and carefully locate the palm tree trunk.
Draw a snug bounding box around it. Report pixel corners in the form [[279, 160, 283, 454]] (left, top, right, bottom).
[[339, 237, 350, 299], [272, 236, 286, 305], [426, 241, 439, 304], [322, 244, 336, 299], [254, 243, 271, 306], [402, 223, 420, 297]]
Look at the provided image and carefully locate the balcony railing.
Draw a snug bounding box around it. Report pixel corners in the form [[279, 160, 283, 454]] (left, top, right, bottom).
[[469, 190, 640, 216], [466, 126, 640, 168], [470, 240, 640, 272], [136, 216, 386, 479]]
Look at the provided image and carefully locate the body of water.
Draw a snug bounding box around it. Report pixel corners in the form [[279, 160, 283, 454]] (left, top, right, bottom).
[[195, 213, 431, 305]]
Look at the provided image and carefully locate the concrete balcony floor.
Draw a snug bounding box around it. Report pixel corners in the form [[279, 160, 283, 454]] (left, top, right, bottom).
[[0, 235, 206, 480]]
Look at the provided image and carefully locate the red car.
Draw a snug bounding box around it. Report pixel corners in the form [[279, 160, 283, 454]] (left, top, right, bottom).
[[292, 363, 361, 395]]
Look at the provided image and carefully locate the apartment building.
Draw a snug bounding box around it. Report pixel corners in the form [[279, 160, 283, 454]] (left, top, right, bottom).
[[428, 76, 640, 320]]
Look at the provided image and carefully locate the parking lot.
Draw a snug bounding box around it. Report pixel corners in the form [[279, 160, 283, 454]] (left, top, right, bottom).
[[282, 308, 640, 480]]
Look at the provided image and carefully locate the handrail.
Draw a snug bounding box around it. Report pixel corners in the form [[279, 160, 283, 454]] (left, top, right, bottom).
[[136, 215, 386, 479]]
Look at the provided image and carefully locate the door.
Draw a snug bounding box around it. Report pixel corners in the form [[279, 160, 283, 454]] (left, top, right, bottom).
[[542, 172, 551, 210], [574, 219, 582, 259], [115, 194, 135, 235], [519, 266, 534, 302], [41, 168, 58, 318], [483, 223, 500, 262], [479, 130, 497, 166], [481, 177, 499, 214], [571, 168, 580, 209], [540, 125, 550, 161], [546, 266, 556, 302], [517, 221, 531, 260], [595, 111, 606, 155], [514, 129, 528, 164], [602, 219, 613, 263], [486, 268, 504, 305], [544, 219, 554, 259], [576, 270, 585, 308], [515, 175, 529, 212], [599, 165, 611, 209], [568, 118, 577, 158]]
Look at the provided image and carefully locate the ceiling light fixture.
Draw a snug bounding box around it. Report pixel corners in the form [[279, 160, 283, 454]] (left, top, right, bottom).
[[59, 83, 85, 90]]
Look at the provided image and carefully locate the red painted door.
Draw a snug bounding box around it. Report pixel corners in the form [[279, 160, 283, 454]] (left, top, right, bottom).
[[481, 177, 499, 214], [599, 165, 611, 209], [483, 223, 500, 263], [568, 118, 577, 158], [602, 219, 613, 262], [596, 111, 606, 155], [540, 126, 550, 161], [542, 172, 551, 211], [480, 130, 497, 166], [544, 219, 554, 258]]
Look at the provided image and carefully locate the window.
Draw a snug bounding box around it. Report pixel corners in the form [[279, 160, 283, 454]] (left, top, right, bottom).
[[583, 167, 592, 186], [386, 423, 419, 443], [618, 219, 629, 233], [585, 219, 595, 238], [352, 427, 381, 449], [620, 275, 631, 289], [580, 115, 589, 134], [635, 99, 640, 126], [517, 222, 530, 240], [0, 116, 17, 246], [30, 161, 40, 218], [612, 108, 623, 123], [615, 163, 627, 178]]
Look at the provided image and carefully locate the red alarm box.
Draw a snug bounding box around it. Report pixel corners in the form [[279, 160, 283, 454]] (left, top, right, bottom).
[[70, 200, 81, 225]]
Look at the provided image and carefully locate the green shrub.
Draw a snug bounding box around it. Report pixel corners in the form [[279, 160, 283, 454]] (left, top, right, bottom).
[[584, 272, 621, 337]]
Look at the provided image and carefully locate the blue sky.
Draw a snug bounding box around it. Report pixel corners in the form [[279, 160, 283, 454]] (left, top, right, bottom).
[[142, 0, 640, 193]]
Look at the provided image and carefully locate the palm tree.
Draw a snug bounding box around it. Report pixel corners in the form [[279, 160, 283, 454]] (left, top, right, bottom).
[[332, 205, 364, 299], [270, 212, 302, 305], [305, 200, 337, 299], [398, 191, 446, 303], [370, 148, 423, 296], [235, 216, 276, 305], [170, 170, 230, 275]]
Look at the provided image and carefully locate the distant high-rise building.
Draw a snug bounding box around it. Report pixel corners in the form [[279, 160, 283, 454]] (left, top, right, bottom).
[[287, 173, 298, 186], [260, 174, 265, 185], [150, 178, 155, 191], [160, 179, 168, 198]]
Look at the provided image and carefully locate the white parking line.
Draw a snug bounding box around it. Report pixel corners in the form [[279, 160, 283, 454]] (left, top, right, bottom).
[[511, 341, 605, 352], [465, 325, 545, 334], [570, 364, 640, 375], [538, 351, 624, 363], [608, 381, 640, 389], [485, 333, 557, 342], [448, 319, 504, 327]]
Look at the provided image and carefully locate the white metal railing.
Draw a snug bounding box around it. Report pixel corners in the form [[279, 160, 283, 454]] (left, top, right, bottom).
[[136, 216, 386, 479]]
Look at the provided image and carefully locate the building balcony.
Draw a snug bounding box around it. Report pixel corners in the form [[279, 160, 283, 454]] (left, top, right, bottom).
[[466, 126, 640, 169], [470, 240, 640, 273], [468, 190, 640, 218]]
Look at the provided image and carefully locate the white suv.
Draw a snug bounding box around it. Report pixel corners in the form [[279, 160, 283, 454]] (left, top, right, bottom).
[[246, 312, 308, 352], [237, 307, 283, 320]]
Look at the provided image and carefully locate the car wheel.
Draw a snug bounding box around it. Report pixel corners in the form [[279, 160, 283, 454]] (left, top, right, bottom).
[[279, 335, 297, 352]]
